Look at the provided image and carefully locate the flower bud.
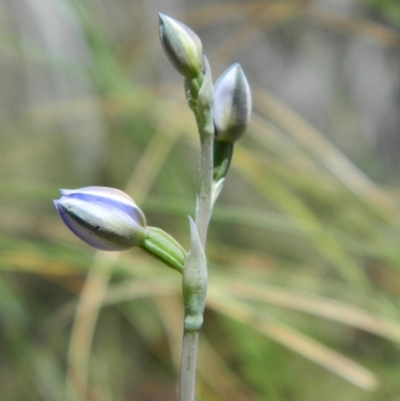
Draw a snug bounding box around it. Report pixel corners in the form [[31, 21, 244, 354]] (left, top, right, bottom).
[[54, 187, 146, 251], [159, 13, 203, 79], [213, 63, 252, 143]]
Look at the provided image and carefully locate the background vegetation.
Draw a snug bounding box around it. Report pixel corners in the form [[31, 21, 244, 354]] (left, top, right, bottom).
[[1, 0, 400, 400]]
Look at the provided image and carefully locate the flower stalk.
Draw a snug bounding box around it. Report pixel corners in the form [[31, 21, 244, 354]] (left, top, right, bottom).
[[158, 14, 251, 401], [54, 13, 251, 401], [159, 14, 214, 401], [180, 55, 213, 401]]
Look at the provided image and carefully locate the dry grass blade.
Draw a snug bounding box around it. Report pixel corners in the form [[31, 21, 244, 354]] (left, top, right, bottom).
[[1, 250, 80, 275], [252, 88, 399, 215], [124, 106, 183, 203], [208, 2, 304, 63], [307, 8, 400, 47], [154, 295, 184, 372], [185, 1, 303, 28], [185, 1, 400, 47], [92, 279, 176, 309], [216, 278, 400, 344], [207, 294, 378, 391], [198, 336, 262, 401], [233, 145, 369, 287], [66, 110, 181, 401], [66, 252, 117, 401]]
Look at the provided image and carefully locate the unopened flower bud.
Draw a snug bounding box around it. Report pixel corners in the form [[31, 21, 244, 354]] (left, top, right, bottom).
[[159, 13, 203, 79], [54, 187, 146, 251], [213, 63, 252, 143]]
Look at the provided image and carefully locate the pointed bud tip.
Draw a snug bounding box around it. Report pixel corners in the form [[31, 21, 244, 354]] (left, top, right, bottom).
[[158, 12, 167, 26], [158, 13, 203, 78], [53, 199, 60, 210]]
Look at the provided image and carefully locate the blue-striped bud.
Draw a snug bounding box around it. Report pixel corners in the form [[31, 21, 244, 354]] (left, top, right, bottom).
[[54, 187, 146, 251], [213, 63, 252, 143], [159, 13, 203, 79]]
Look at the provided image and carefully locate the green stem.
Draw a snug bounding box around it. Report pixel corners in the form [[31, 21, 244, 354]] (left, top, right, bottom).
[[179, 58, 214, 401], [196, 126, 214, 247], [179, 331, 199, 401]]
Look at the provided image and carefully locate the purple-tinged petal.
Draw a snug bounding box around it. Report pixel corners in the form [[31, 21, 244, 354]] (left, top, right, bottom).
[[54, 187, 146, 251], [213, 63, 252, 143], [60, 186, 146, 228]]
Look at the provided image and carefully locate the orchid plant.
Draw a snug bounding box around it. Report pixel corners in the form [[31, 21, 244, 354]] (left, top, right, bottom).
[[54, 13, 251, 401]]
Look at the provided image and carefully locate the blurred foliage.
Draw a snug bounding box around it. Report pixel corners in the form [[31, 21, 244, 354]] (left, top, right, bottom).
[[1, 0, 400, 400]]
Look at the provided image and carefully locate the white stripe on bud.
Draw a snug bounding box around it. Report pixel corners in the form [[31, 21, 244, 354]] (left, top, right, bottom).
[[213, 63, 252, 143], [54, 187, 146, 251]]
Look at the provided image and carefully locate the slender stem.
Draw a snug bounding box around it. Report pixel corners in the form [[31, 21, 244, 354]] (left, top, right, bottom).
[[179, 331, 199, 401], [195, 126, 214, 248], [179, 70, 214, 401], [179, 130, 212, 400]]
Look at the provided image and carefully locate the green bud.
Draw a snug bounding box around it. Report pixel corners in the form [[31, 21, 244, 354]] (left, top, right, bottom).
[[159, 13, 203, 79]]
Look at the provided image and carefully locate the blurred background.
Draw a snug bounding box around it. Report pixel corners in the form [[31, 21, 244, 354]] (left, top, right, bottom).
[[1, 0, 400, 400]]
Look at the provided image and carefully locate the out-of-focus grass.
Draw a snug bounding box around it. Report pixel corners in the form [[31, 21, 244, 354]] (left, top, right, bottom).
[[1, 1, 400, 400]]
